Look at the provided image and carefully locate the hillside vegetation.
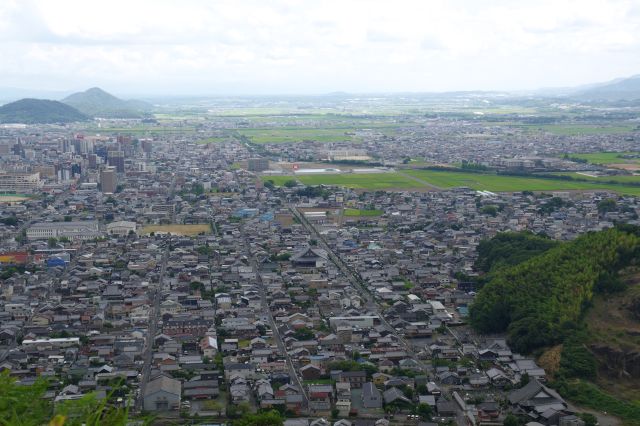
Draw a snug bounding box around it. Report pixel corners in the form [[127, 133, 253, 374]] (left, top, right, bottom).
[[474, 231, 559, 274], [0, 98, 88, 124], [469, 227, 640, 354], [62, 87, 152, 118]]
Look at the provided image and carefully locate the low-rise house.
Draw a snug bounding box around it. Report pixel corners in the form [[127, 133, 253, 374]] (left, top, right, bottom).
[[143, 375, 181, 411]]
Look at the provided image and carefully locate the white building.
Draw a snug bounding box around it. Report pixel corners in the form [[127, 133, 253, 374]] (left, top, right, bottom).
[[106, 220, 137, 236], [0, 171, 40, 193], [27, 221, 101, 241]]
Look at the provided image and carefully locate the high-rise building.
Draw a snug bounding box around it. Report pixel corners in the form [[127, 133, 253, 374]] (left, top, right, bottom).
[[100, 167, 117, 193], [108, 150, 125, 173], [247, 158, 269, 172], [88, 154, 98, 169]]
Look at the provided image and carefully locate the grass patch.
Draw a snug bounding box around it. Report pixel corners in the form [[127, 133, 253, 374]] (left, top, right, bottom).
[[261, 176, 297, 186], [552, 172, 640, 184], [344, 208, 383, 216], [298, 173, 421, 189], [555, 379, 640, 425], [141, 224, 211, 236], [404, 169, 640, 195], [262, 173, 420, 190]]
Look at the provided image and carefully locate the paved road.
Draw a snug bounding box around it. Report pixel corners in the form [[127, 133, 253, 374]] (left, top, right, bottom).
[[137, 178, 176, 411], [136, 242, 169, 411], [240, 226, 309, 409], [396, 170, 442, 191]]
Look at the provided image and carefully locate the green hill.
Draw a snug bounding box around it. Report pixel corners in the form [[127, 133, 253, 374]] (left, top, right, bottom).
[[469, 226, 640, 354], [474, 231, 559, 274], [0, 98, 88, 124], [62, 87, 152, 118]]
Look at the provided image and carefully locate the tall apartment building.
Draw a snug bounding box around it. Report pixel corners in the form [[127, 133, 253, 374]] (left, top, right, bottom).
[[108, 150, 125, 173], [0, 171, 41, 193], [100, 167, 117, 193], [247, 158, 269, 172]]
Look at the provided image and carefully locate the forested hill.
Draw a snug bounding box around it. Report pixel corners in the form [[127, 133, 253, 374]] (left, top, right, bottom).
[[474, 231, 559, 274], [469, 226, 640, 353], [0, 98, 88, 124]]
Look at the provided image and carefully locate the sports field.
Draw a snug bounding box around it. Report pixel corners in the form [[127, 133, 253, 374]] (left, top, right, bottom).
[[141, 224, 211, 236], [404, 169, 640, 195], [344, 208, 383, 216], [262, 173, 421, 189], [0, 194, 31, 202]]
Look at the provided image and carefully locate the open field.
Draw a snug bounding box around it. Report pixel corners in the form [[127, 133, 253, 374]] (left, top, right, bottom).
[[85, 127, 197, 133], [141, 224, 211, 236], [0, 194, 31, 202], [196, 136, 233, 144], [536, 124, 638, 135], [239, 127, 357, 144], [567, 152, 640, 165], [344, 208, 383, 216], [552, 172, 640, 184], [262, 173, 421, 189], [404, 169, 640, 195]]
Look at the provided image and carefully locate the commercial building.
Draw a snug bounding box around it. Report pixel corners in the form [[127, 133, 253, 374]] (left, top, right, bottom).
[[247, 158, 269, 172], [27, 221, 101, 241], [108, 150, 125, 173], [100, 167, 117, 193], [107, 221, 137, 236], [0, 171, 40, 193]]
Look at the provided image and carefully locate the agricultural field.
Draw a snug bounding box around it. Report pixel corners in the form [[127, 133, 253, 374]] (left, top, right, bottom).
[[535, 124, 637, 135], [84, 126, 197, 133], [141, 224, 211, 236], [238, 127, 357, 144], [262, 173, 421, 189], [343, 208, 383, 216], [196, 136, 233, 144], [566, 152, 640, 165], [552, 172, 640, 184], [404, 169, 640, 195]]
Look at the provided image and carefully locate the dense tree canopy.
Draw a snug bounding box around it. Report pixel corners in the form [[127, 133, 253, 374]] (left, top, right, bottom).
[[470, 227, 640, 353], [475, 231, 559, 273]]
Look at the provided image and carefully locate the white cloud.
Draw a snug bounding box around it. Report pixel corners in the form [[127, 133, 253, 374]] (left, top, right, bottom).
[[0, 0, 638, 94]]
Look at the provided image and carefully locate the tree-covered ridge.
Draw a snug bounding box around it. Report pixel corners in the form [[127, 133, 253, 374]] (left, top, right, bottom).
[[469, 227, 640, 353], [0, 98, 88, 124], [475, 231, 559, 273]]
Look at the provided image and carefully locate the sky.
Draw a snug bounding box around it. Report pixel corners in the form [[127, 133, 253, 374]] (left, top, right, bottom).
[[0, 0, 639, 96]]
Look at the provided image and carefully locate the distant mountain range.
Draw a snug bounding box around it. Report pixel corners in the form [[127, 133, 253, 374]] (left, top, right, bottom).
[[571, 74, 640, 101], [0, 98, 88, 124], [62, 87, 153, 118]]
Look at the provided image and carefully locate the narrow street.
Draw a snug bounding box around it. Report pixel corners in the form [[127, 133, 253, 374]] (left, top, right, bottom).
[[289, 204, 432, 376], [240, 226, 309, 409]]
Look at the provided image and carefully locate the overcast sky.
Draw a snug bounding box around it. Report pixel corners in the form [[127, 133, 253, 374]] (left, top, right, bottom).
[[1, 0, 639, 95]]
